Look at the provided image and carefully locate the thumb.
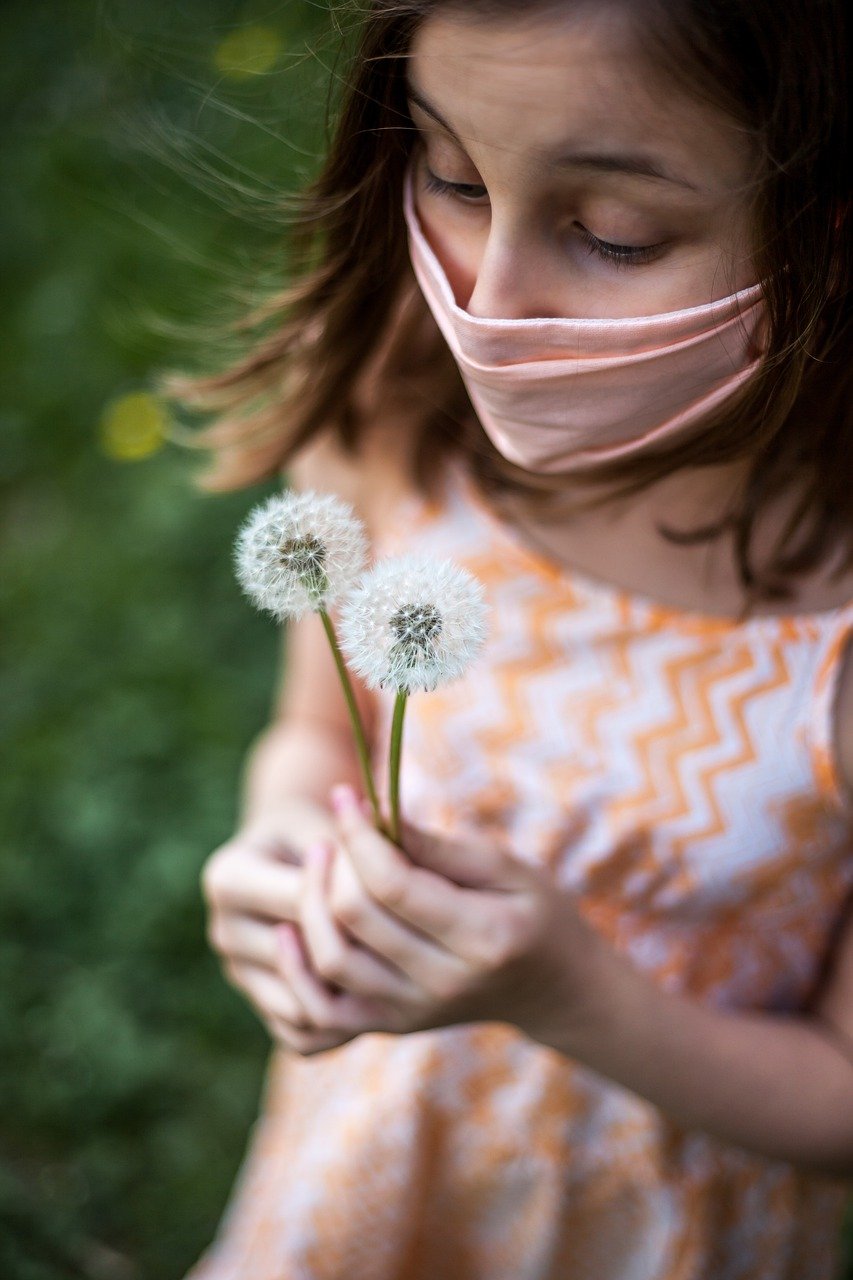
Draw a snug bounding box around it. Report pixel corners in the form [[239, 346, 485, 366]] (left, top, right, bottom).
[[397, 818, 523, 891]]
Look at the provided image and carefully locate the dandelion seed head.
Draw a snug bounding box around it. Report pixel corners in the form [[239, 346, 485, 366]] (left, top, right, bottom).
[[234, 490, 369, 620], [338, 554, 490, 694], [390, 602, 443, 649]]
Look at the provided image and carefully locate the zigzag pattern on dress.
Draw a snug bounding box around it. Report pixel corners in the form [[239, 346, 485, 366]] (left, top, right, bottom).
[[183, 462, 853, 1280]]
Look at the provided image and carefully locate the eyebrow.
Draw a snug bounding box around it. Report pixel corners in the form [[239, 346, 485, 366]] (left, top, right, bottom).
[[405, 83, 701, 192]]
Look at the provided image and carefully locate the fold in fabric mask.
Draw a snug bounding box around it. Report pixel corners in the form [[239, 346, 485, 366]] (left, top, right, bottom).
[[402, 164, 767, 473]]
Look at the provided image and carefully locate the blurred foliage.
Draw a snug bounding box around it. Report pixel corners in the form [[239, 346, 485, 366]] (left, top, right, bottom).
[[1, 1, 337, 1276], [1, 1, 851, 1277]]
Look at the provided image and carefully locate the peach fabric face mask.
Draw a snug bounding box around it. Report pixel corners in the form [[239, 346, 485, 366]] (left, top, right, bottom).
[[403, 165, 767, 473]]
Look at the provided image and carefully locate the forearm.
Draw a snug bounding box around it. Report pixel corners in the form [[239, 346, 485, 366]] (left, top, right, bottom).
[[239, 717, 368, 826], [561, 940, 853, 1178]]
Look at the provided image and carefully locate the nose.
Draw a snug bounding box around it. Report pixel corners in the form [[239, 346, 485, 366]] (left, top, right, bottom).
[[464, 224, 555, 320]]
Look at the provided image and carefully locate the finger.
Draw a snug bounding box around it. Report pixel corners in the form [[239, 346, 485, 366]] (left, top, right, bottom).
[[206, 850, 302, 921], [241, 799, 339, 864], [210, 914, 288, 972], [226, 958, 311, 1028], [276, 923, 390, 1034], [330, 784, 490, 959], [268, 1016, 355, 1057], [397, 819, 507, 890], [301, 841, 421, 1003], [327, 826, 471, 997], [397, 817, 528, 893]]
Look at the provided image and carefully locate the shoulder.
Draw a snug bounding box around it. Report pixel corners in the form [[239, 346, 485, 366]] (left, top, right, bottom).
[[285, 423, 419, 546]]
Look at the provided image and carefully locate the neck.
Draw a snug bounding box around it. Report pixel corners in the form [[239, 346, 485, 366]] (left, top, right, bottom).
[[504, 457, 749, 542], [493, 458, 790, 617]]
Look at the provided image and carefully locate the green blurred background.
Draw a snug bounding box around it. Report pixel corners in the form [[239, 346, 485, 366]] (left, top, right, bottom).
[[2, 2, 336, 1275], [1, 2, 851, 1276]]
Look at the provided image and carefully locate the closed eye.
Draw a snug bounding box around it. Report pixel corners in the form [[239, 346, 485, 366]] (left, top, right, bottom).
[[421, 169, 665, 268], [423, 170, 487, 203], [575, 228, 662, 267]]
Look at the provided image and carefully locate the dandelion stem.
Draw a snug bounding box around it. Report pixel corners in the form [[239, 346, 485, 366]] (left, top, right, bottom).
[[389, 689, 408, 846], [319, 609, 384, 832]]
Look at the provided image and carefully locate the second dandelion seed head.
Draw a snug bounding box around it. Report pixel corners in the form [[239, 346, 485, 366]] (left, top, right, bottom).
[[339, 554, 490, 694]]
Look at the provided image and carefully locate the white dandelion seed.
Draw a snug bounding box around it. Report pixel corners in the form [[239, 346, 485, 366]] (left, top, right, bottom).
[[339, 553, 489, 842], [232, 488, 384, 828], [234, 489, 369, 621], [338, 554, 490, 694]]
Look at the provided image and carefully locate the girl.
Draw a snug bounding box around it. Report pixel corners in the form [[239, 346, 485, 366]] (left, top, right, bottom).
[[173, 1, 853, 1276]]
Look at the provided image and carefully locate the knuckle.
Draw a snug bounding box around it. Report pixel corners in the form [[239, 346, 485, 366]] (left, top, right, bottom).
[[494, 929, 524, 969], [332, 889, 364, 930], [374, 869, 408, 911], [308, 1006, 338, 1033], [200, 858, 220, 903], [267, 989, 298, 1022], [206, 915, 228, 956], [429, 968, 465, 1002], [486, 926, 517, 968], [486, 909, 528, 967], [282, 1002, 310, 1031], [464, 936, 500, 974], [277, 1003, 311, 1032], [200, 849, 232, 903], [350, 835, 405, 907], [314, 943, 349, 986], [271, 1021, 303, 1051], [222, 958, 242, 990]]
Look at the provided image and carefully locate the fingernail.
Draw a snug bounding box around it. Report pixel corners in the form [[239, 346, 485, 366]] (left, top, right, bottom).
[[330, 784, 358, 815]]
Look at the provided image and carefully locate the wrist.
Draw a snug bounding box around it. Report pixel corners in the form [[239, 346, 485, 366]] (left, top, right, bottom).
[[240, 719, 365, 824], [549, 924, 660, 1069]]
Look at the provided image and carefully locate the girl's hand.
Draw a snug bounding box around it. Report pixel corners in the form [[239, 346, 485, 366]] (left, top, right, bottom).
[[276, 783, 610, 1056], [201, 799, 383, 1049]]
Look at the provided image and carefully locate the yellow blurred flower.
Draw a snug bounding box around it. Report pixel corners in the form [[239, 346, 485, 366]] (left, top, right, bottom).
[[213, 24, 282, 79], [99, 392, 167, 461]]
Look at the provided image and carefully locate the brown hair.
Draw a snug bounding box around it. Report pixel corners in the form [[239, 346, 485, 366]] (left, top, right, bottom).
[[159, 0, 852, 602]]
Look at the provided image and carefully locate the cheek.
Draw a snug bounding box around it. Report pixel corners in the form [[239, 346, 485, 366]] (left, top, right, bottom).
[[415, 198, 482, 309]]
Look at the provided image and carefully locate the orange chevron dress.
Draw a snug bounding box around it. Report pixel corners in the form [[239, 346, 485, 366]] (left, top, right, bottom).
[[186, 462, 853, 1280]]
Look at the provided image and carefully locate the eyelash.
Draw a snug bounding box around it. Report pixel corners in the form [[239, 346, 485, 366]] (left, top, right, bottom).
[[422, 169, 662, 268]]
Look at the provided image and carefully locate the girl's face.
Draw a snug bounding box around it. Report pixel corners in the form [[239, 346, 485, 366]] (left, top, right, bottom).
[[407, 6, 758, 320]]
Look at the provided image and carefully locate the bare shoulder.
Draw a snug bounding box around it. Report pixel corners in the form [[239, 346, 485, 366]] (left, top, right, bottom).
[[286, 422, 418, 544]]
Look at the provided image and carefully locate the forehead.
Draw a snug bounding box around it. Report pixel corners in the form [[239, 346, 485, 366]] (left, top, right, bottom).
[[408, 8, 752, 193]]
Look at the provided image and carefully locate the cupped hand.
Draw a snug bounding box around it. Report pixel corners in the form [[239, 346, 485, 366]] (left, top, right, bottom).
[[275, 784, 610, 1057], [201, 799, 382, 1048]]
